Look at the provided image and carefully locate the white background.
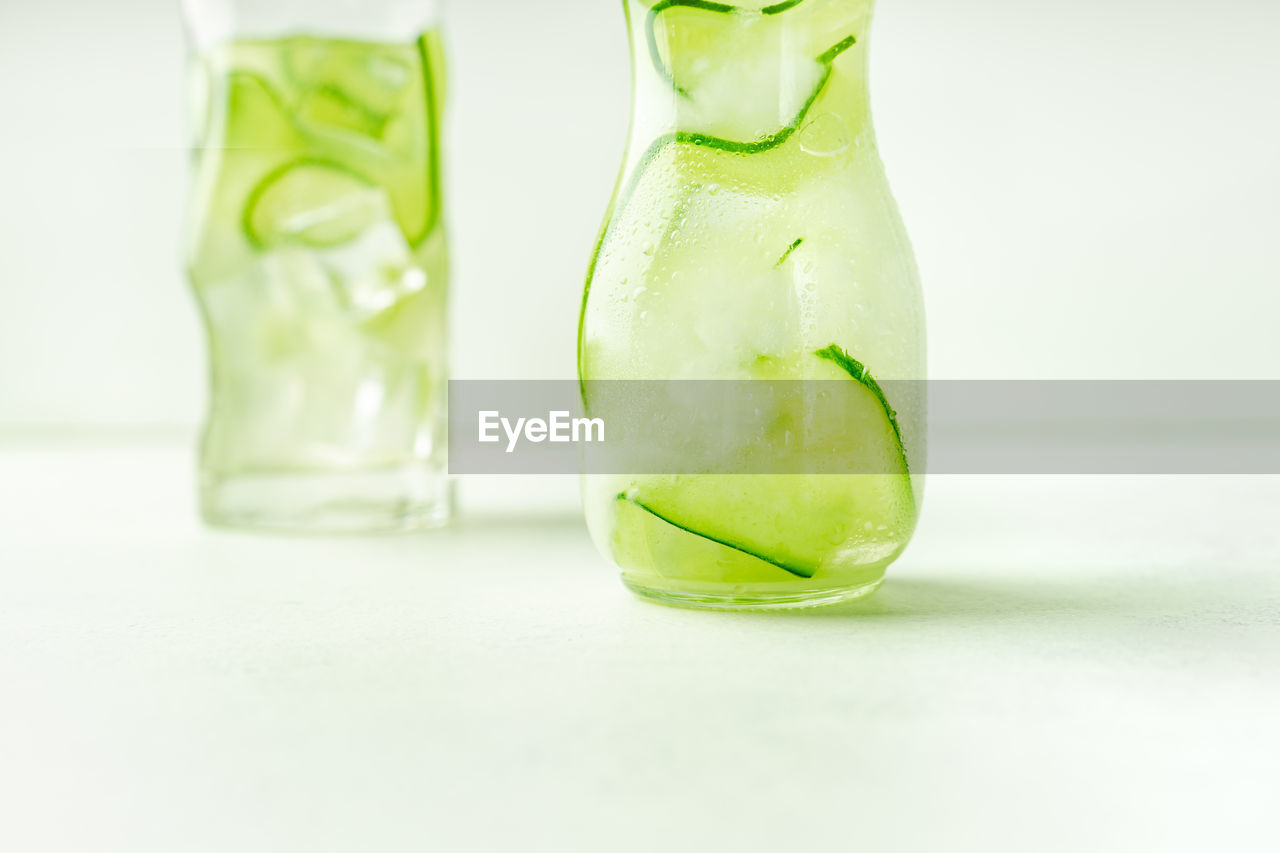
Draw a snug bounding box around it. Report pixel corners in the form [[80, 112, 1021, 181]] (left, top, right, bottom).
[[2, 5, 1278, 851], [2, 451, 1278, 852], [1, 0, 1278, 428]]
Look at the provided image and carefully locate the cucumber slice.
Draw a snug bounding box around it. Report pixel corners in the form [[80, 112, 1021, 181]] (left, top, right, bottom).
[[243, 160, 384, 248], [365, 34, 442, 246], [281, 36, 442, 245], [189, 71, 301, 283], [219, 70, 297, 152], [815, 343, 908, 459], [206, 36, 442, 249], [776, 237, 805, 267], [647, 0, 864, 150], [613, 487, 824, 582], [612, 343, 913, 580]]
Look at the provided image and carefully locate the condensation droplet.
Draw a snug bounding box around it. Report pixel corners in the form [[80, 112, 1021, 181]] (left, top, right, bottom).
[[799, 113, 852, 157]]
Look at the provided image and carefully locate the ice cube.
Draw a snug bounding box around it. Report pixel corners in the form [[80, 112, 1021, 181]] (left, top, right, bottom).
[[289, 41, 414, 139], [314, 214, 428, 321], [199, 247, 346, 367]]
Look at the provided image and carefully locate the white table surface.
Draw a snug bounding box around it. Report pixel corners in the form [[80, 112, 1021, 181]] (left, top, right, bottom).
[[2, 439, 1278, 852]]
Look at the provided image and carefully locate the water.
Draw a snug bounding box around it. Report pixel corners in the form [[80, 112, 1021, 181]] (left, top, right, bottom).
[[186, 33, 449, 529], [581, 0, 925, 608]]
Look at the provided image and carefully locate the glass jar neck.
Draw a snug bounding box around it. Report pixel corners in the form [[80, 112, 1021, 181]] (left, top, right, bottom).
[[625, 0, 874, 150]]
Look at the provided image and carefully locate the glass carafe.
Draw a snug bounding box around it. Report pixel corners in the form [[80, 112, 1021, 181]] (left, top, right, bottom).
[[181, 0, 451, 532], [580, 0, 926, 609]]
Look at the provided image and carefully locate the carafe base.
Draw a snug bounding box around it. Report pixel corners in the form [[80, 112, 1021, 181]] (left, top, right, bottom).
[[623, 577, 884, 612]]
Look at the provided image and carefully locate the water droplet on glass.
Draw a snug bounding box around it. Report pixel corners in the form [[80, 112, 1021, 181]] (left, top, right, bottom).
[[799, 113, 851, 157]]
